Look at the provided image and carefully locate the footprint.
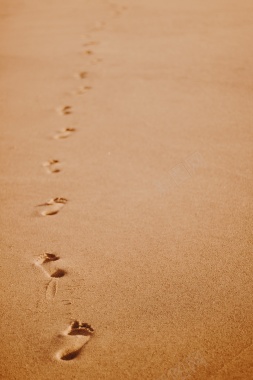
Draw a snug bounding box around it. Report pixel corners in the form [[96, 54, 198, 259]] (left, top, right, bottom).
[[36, 197, 68, 216], [92, 21, 106, 32], [34, 253, 66, 300], [43, 159, 61, 174], [34, 253, 60, 266], [34, 253, 64, 277], [83, 50, 93, 55], [79, 71, 88, 79], [56, 321, 95, 361], [82, 41, 99, 48], [57, 105, 72, 115], [54, 127, 76, 140], [45, 270, 66, 300], [46, 279, 58, 300], [75, 86, 92, 95], [109, 1, 127, 16], [114, 6, 127, 16]]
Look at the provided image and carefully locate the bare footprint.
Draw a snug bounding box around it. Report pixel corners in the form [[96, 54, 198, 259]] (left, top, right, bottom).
[[34, 253, 65, 276], [78, 71, 88, 79], [43, 159, 61, 174], [113, 6, 127, 16], [83, 50, 93, 55], [75, 86, 92, 95], [45, 270, 66, 300], [34, 253, 60, 266], [108, 1, 127, 16], [82, 41, 99, 47], [54, 127, 76, 140], [46, 279, 58, 300], [79, 49, 102, 63], [36, 197, 68, 216], [57, 105, 72, 116], [34, 253, 66, 300], [56, 321, 94, 361], [92, 21, 106, 32]]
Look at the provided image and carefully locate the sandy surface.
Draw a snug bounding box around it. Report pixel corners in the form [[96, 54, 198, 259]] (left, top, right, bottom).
[[0, 0, 253, 379]]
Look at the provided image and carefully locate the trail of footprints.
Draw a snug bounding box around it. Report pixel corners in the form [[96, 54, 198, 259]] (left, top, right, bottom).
[[35, 254, 93, 359], [33, 2, 127, 362], [34, 22, 98, 362]]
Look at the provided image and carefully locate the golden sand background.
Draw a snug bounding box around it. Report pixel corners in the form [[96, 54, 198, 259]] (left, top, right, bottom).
[[0, 0, 252, 379]]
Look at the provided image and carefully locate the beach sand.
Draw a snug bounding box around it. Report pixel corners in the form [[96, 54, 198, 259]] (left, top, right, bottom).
[[0, 0, 252, 379]]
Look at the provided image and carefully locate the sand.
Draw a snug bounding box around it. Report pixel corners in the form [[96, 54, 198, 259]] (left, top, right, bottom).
[[0, 0, 252, 379]]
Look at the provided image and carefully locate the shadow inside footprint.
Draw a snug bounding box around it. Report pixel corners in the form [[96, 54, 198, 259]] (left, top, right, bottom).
[[61, 347, 83, 361], [51, 269, 66, 278], [45, 253, 59, 262]]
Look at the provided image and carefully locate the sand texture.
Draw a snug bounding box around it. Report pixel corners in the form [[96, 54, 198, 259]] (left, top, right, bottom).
[[0, 0, 253, 379]]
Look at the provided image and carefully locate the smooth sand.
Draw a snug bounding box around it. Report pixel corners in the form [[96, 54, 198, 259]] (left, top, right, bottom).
[[0, 0, 252, 379]]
